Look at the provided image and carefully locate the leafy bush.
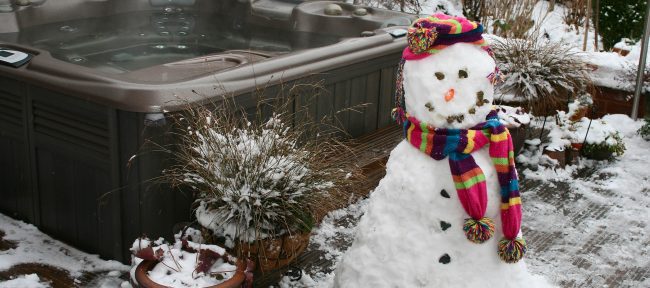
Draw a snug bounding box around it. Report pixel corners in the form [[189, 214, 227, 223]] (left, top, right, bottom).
[[599, 0, 646, 50], [491, 36, 593, 114], [581, 133, 625, 160]]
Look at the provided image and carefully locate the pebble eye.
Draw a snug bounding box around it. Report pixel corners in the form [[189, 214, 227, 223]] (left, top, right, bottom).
[[458, 69, 468, 79], [435, 72, 445, 80]]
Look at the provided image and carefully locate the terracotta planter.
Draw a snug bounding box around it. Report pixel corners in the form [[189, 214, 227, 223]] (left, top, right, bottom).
[[237, 231, 310, 272], [132, 256, 246, 288], [569, 107, 589, 121], [543, 149, 566, 167], [565, 148, 580, 165], [612, 47, 630, 57], [570, 142, 583, 150]]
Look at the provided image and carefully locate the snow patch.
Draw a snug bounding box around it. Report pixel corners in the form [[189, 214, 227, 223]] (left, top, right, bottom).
[[0, 214, 128, 274], [0, 274, 50, 288]]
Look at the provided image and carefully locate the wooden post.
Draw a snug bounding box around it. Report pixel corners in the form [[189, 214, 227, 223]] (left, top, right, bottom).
[[583, 0, 592, 51], [593, 0, 600, 51]]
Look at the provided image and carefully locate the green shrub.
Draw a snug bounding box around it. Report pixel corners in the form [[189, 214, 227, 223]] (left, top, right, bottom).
[[639, 118, 650, 140], [599, 0, 646, 50], [582, 133, 625, 160]]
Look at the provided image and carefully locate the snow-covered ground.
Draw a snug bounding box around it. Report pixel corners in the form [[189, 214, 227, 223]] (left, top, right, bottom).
[[522, 115, 650, 287], [277, 115, 650, 288], [0, 213, 129, 287], [0, 274, 49, 288]]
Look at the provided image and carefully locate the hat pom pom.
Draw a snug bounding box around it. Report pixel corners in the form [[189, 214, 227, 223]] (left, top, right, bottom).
[[498, 237, 527, 263], [463, 217, 495, 244], [407, 25, 437, 54]]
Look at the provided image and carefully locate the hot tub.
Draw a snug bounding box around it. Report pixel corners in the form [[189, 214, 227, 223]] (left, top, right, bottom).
[[0, 0, 412, 261]]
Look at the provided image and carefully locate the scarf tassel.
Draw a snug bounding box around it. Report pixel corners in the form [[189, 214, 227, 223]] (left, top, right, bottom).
[[497, 237, 527, 263], [462, 217, 495, 243]]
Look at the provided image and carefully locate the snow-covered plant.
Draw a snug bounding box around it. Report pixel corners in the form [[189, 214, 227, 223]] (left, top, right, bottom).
[[492, 37, 593, 114], [567, 117, 625, 159], [164, 99, 358, 248], [581, 133, 625, 160], [638, 118, 650, 141]]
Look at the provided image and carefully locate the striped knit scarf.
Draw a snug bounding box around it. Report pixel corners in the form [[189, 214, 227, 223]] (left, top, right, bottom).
[[403, 110, 527, 263]]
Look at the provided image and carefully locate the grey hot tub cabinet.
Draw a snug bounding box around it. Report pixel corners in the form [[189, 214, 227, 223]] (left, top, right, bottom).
[[0, 0, 412, 262]]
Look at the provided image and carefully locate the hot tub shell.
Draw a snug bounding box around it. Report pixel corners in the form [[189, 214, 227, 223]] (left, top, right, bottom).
[[0, 0, 410, 261]]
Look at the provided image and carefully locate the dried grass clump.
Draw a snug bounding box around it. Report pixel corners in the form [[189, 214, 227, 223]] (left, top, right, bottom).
[[164, 93, 359, 248], [491, 36, 593, 114], [561, 0, 587, 31], [616, 61, 650, 94], [481, 0, 536, 39]]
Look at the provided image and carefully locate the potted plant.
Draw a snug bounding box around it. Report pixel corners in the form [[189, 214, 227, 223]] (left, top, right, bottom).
[[568, 118, 625, 160], [581, 134, 626, 160], [129, 227, 252, 288], [164, 98, 358, 272], [491, 36, 593, 116]]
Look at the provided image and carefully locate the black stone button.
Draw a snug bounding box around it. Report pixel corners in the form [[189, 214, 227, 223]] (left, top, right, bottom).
[[439, 253, 451, 264], [440, 221, 451, 231], [440, 189, 450, 198]]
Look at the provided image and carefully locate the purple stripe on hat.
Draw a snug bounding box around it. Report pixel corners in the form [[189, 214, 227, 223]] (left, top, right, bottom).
[[415, 21, 452, 35], [434, 33, 484, 46]]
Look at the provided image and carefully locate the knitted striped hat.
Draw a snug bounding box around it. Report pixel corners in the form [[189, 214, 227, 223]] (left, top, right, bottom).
[[403, 13, 490, 60]]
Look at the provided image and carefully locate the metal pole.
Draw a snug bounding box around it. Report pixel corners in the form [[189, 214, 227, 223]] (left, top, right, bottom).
[[631, 0, 650, 120]]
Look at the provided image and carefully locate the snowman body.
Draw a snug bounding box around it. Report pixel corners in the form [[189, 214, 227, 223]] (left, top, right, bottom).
[[333, 44, 551, 287]]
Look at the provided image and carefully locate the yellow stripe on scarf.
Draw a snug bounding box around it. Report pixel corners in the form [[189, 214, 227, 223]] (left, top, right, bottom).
[[500, 197, 521, 210], [463, 130, 476, 153]]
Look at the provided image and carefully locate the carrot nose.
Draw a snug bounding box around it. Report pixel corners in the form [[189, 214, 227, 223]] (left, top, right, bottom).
[[444, 88, 455, 102]]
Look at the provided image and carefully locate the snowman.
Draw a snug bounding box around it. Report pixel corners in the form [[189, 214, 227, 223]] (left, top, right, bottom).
[[333, 14, 553, 288]]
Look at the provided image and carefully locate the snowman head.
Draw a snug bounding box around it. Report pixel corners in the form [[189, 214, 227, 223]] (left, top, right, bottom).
[[403, 43, 496, 129], [394, 14, 499, 129]]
